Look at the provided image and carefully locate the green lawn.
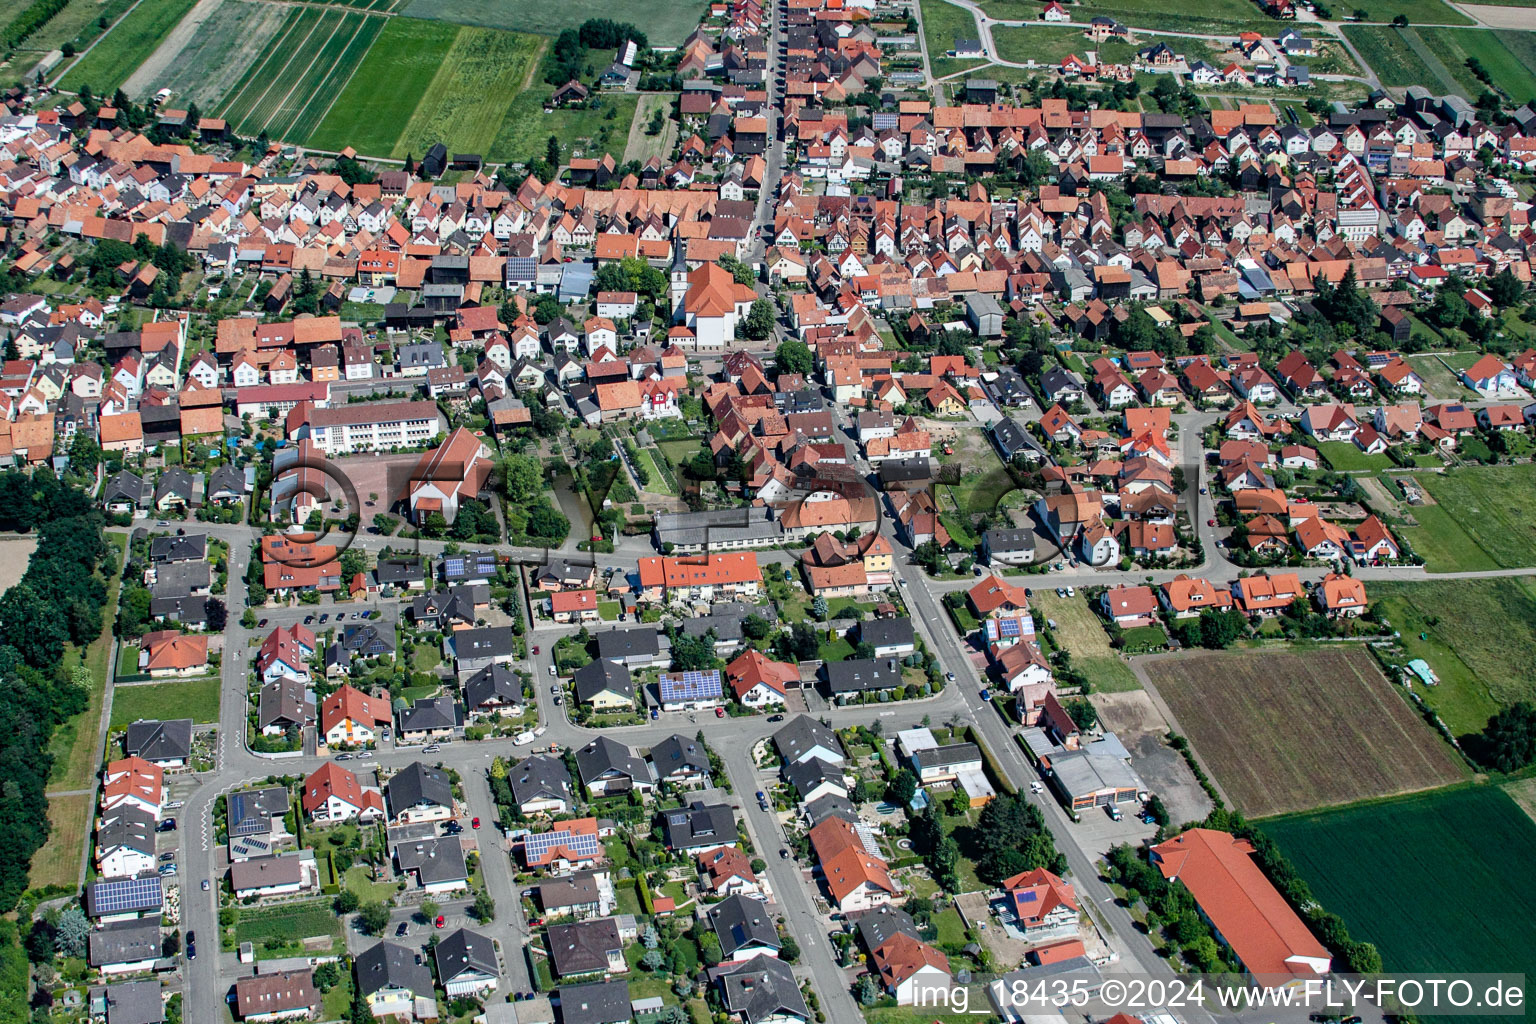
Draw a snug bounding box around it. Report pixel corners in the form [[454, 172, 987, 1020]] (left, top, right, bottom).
[[1403, 463, 1536, 571], [932, 906, 969, 946], [1406, 351, 1478, 397], [1346, 0, 1474, 22], [1032, 592, 1141, 692], [633, 448, 676, 496], [1118, 624, 1169, 651], [344, 864, 399, 904], [58, 0, 199, 94], [657, 439, 705, 472], [110, 677, 221, 727], [1263, 786, 1536, 1024], [489, 84, 637, 165], [1370, 578, 1536, 737], [1317, 441, 1395, 473], [24, 0, 135, 54], [920, 0, 991, 79], [388, 25, 546, 160], [401, 0, 711, 46]]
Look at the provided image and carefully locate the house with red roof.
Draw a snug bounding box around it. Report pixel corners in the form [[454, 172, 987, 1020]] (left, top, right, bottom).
[[725, 649, 797, 707], [550, 589, 599, 624], [320, 683, 392, 748], [1151, 828, 1330, 985], [1001, 867, 1079, 941], [301, 761, 384, 824]]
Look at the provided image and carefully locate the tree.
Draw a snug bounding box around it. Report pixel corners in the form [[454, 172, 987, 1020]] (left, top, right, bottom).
[[357, 902, 390, 935], [54, 907, 89, 958], [1488, 267, 1524, 308], [334, 890, 360, 914], [743, 298, 775, 340], [780, 933, 800, 963], [1063, 697, 1097, 731], [1481, 701, 1536, 773], [741, 615, 770, 641], [774, 339, 813, 376], [811, 594, 828, 621], [527, 503, 570, 540], [699, 931, 722, 966], [718, 253, 756, 286], [594, 262, 631, 294], [788, 621, 820, 661], [205, 599, 227, 632], [886, 769, 918, 808], [856, 974, 879, 1005], [546, 135, 561, 168], [1196, 608, 1247, 649], [973, 791, 1066, 884], [472, 889, 496, 923], [351, 986, 377, 1024], [419, 900, 440, 924], [641, 948, 666, 970]]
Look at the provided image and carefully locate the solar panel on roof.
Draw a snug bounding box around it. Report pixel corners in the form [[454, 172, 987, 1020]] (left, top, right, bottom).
[[1018, 890, 1038, 902], [524, 827, 600, 861], [659, 670, 722, 701], [90, 875, 163, 915]]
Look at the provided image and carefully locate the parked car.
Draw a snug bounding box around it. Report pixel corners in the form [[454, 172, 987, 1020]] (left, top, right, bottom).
[[159, 852, 176, 862], [548, 665, 557, 676], [257, 618, 268, 627], [1106, 803, 1122, 821], [156, 818, 176, 832], [1029, 781, 1044, 794], [531, 645, 540, 655], [980, 689, 992, 702], [471, 817, 481, 829], [779, 848, 789, 859], [423, 744, 440, 753], [396, 922, 409, 937], [201, 879, 210, 891], [435, 915, 446, 929], [714, 707, 725, 718], [767, 714, 783, 722]]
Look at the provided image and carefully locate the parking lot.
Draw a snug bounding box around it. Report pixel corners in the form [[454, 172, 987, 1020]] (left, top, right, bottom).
[[1091, 689, 1214, 827]]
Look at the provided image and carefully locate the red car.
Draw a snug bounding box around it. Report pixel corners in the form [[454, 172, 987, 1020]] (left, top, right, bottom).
[[714, 707, 726, 718], [471, 817, 481, 829], [1207, 518, 1216, 526], [532, 645, 540, 655], [435, 915, 445, 929]]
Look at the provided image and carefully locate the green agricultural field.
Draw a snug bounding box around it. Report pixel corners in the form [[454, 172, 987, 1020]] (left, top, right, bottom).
[[57, 0, 198, 94], [214, 8, 386, 142], [981, 0, 1279, 34], [111, 677, 221, 726], [387, 26, 545, 159], [1402, 463, 1536, 572], [306, 16, 457, 156], [1341, 24, 1442, 89], [1346, 0, 1473, 22], [1421, 29, 1536, 104], [1264, 786, 1536, 1024], [1370, 578, 1536, 737], [20, 0, 134, 54], [402, 0, 711, 46]]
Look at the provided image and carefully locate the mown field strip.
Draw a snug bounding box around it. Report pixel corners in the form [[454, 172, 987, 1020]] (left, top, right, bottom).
[[214, 7, 318, 127]]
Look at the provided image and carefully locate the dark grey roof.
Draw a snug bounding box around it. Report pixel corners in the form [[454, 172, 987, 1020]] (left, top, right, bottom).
[[912, 743, 981, 771], [386, 761, 454, 815], [411, 585, 485, 626], [802, 792, 858, 826], [649, 734, 709, 780], [772, 715, 843, 765], [150, 561, 212, 598], [984, 528, 1035, 554], [258, 678, 310, 731], [102, 980, 164, 1024], [547, 918, 622, 977], [434, 927, 499, 984], [824, 657, 903, 694], [463, 663, 522, 710], [858, 617, 913, 649], [397, 696, 463, 733], [103, 469, 148, 506], [88, 918, 161, 967], [376, 558, 428, 586], [538, 870, 604, 911], [206, 463, 245, 498], [663, 801, 737, 851], [509, 754, 574, 807], [557, 978, 631, 1024], [97, 805, 156, 856], [851, 904, 920, 953], [707, 893, 781, 958], [148, 534, 206, 563], [572, 659, 634, 703], [784, 757, 846, 800], [453, 626, 517, 661], [153, 467, 195, 503], [355, 940, 433, 999], [394, 836, 469, 885], [595, 627, 659, 661], [341, 623, 392, 655], [718, 954, 809, 1024], [574, 736, 651, 790], [123, 718, 193, 762], [227, 786, 291, 837]]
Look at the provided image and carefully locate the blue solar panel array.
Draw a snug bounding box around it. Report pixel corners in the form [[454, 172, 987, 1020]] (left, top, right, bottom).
[[89, 875, 163, 915], [524, 826, 600, 862], [659, 670, 722, 702]]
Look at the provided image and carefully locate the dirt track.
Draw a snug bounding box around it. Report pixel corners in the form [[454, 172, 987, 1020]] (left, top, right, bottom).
[[1455, 3, 1536, 29]]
